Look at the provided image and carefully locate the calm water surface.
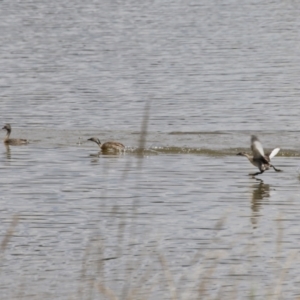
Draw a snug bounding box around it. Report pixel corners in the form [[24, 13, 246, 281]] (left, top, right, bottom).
[[1, 0, 300, 299]]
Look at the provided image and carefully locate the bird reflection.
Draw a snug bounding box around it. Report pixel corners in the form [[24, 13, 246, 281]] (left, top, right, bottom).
[[297, 173, 300, 183], [251, 180, 271, 228], [4, 144, 11, 159], [89, 151, 101, 163], [89, 151, 124, 164]]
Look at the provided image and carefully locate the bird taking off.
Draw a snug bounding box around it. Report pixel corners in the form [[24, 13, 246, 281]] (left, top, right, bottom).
[[237, 135, 281, 176]]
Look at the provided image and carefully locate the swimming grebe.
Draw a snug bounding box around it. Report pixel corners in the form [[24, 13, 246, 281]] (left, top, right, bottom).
[[87, 137, 125, 152], [237, 135, 281, 176], [2, 124, 28, 145]]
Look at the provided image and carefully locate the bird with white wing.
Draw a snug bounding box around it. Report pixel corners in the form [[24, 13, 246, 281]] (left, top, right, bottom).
[[237, 135, 282, 176]]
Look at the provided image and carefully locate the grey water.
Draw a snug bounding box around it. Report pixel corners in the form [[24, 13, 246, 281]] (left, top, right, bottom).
[[1, 0, 300, 299]]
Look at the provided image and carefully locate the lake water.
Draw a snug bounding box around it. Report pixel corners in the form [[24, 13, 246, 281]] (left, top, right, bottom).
[[1, 0, 300, 299]]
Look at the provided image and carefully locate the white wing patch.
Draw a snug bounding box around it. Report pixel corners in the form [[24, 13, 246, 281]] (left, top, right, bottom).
[[269, 148, 280, 160]]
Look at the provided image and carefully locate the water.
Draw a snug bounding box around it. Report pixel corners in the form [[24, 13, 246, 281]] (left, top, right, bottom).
[[1, 0, 300, 299]]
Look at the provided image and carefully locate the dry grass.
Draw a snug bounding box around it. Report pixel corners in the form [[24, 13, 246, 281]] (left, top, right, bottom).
[[0, 215, 19, 254], [2, 205, 298, 300], [76, 213, 300, 300], [2, 105, 299, 300], [72, 104, 298, 300]]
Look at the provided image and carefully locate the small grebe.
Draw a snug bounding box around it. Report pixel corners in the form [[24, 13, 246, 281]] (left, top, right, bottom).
[[237, 135, 281, 176], [87, 137, 125, 153], [2, 124, 28, 145]]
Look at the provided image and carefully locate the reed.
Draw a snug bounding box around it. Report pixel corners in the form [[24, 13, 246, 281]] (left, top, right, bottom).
[[3, 105, 298, 300]]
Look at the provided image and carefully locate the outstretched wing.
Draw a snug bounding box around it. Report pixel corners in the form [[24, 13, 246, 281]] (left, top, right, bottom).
[[269, 148, 280, 160], [251, 135, 265, 159]]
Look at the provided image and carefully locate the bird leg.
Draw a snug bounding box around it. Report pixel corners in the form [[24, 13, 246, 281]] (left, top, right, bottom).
[[249, 170, 264, 176], [271, 164, 282, 172], [255, 178, 264, 183]]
